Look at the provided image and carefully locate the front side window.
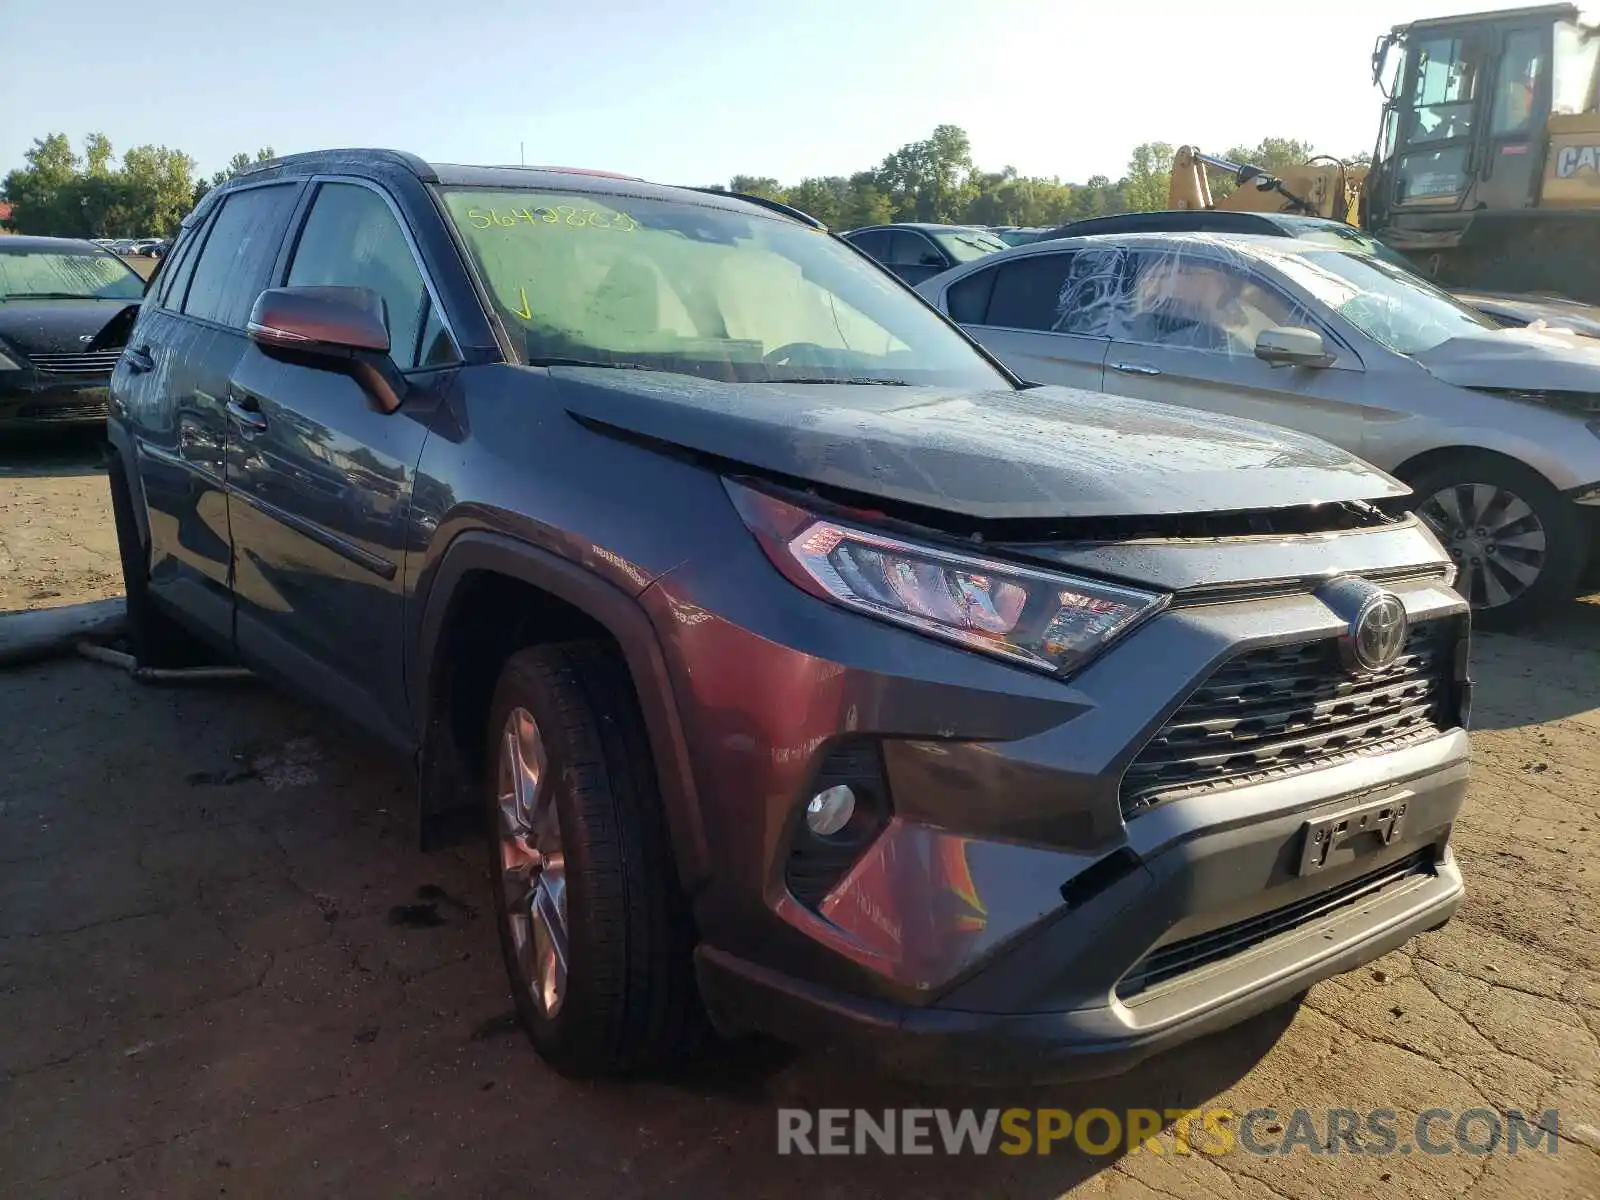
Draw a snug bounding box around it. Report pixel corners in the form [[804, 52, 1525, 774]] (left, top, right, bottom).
[[286, 182, 450, 370], [845, 229, 891, 260], [887, 230, 943, 268], [1122, 251, 1315, 354], [0, 247, 144, 302], [182, 184, 299, 328], [440, 189, 1009, 388], [1264, 247, 1497, 355], [1409, 35, 1481, 146]]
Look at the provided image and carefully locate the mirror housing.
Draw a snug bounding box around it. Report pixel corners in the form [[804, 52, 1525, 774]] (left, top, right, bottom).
[[247, 285, 405, 413], [247, 285, 390, 356], [1255, 326, 1335, 368]]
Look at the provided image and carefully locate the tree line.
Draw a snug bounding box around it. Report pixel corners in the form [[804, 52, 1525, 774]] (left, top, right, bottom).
[[0, 134, 275, 238], [2, 125, 1337, 239], [708, 126, 1331, 229]]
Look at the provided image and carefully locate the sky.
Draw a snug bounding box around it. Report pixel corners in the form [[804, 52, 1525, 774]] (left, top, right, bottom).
[[0, 0, 1488, 187]]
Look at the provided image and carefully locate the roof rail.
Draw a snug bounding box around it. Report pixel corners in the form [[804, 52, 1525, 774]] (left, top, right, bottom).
[[687, 188, 826, 230], [237, 148, 437, 182]]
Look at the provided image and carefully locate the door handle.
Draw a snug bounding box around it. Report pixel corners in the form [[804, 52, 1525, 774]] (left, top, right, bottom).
[[1109, 361, 1162, 377], [125, 345, 155, 374], [226, 394, 269, 433]]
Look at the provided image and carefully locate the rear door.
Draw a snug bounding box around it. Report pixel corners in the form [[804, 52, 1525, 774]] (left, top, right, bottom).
[[1097, 249, 1370, 452], [942, 249, 1111, 389], [225, 177, 461, 746], [117, 181, 302, 644]]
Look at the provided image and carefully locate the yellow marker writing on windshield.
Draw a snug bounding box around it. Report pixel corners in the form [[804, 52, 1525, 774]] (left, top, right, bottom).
[[512, 286, 533, 321]]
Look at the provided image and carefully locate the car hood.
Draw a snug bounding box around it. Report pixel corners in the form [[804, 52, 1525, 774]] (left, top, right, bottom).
[[0, 298, 140, 357], [1453, 292, 1600, 339], [1414, 327, 1600, 392], [552, 369, 1407, 519]]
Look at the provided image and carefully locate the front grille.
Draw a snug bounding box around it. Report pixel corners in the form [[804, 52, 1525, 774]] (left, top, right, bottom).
[[1117, 849, 1435, 1000], [1121, 618, 1459, 815], [29, 350, 122, 375]]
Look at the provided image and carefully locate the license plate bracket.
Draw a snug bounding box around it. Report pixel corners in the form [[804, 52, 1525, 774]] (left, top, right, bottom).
[[1297, 790, 1411, 875]]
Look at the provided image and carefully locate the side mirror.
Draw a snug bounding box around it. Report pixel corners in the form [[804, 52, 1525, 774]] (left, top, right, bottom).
[[1255, 326, 1335, 368], [247, 285, 405, 413], [248, 285, 390, 356]]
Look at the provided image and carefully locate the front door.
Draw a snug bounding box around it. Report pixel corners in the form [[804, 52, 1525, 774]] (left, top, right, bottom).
[[225, 179, 460, 747], [885, 230, 950, 286], [1096, 250, 1370, 455], [1477, 21, 1555, 212]]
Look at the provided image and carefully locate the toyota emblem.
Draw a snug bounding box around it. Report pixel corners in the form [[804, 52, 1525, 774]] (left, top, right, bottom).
[[1315, 576, 1410, 675]]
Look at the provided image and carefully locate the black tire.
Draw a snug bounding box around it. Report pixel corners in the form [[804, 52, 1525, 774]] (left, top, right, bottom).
[[483, 641, 704, 1077], [106, 460, 208, 667], [1404, 452, 1589, 632]]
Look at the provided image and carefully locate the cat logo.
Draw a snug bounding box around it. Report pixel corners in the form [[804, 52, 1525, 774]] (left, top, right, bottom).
[[1555, 144, 1600, 178]]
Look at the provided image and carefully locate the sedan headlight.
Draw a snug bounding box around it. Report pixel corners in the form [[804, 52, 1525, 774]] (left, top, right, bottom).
[[0, 341, 21, 371], [727, 480, 1167, 677]]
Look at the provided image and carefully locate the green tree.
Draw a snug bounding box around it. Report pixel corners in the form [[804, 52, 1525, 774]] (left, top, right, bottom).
[[1122, 142, 1175, 213], [876, 124, 975, 223], [728, 174, 786, 201]]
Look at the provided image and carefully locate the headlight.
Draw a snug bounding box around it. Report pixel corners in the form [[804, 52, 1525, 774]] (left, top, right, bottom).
[[727, 480, 1167, 677], [0, 341, 21, 371]]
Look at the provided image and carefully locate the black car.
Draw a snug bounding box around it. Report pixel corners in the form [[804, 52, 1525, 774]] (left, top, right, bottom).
[[0, 236, 146, 429], [840, 222, 1007, 285], [107, 150, 1468, 1084]]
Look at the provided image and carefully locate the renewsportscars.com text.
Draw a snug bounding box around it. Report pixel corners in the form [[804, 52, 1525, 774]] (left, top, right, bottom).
[[776, 1106, 1561, 1157]]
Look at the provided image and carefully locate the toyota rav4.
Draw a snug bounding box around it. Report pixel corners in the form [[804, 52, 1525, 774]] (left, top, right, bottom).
[[107, 150, 1471, 1082]]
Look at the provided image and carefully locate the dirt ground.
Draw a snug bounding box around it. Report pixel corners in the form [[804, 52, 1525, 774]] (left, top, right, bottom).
[[1, 430, 1597, 1199]]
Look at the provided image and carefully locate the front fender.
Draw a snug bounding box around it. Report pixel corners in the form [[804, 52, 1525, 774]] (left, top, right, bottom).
[[409, 528, 711, 891]]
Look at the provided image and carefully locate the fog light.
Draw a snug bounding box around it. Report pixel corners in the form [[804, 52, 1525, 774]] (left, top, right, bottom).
[[805, 784, 856, 837]]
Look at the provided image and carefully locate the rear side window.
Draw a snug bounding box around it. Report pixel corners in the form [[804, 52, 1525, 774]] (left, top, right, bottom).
[[182, 184, 299, 328], [946, 265, 998, 324], [284, 182, 448, 370], [984, 253, 1083, 331], [156, 222, 204, 309]]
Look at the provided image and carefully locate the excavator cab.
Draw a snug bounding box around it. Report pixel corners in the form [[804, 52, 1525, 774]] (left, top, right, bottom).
[[1366, 4, 1600, 299]]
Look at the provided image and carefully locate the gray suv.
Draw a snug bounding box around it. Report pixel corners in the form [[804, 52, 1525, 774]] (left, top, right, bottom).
[[107, 150, 1470, 1083]]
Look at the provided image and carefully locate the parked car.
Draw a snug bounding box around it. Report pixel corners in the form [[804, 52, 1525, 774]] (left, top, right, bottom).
[[1041, 212, 1600, 338], [839, 222, 1006, 285], [916, 231, 1600, 627], [0, 235, 147, 429], [109, 150, 1469, 1084]]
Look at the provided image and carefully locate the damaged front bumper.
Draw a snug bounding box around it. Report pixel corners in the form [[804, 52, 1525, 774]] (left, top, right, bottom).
[[0, 370, 113, 428]]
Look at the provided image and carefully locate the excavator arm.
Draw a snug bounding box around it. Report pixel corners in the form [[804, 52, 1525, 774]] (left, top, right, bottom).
[[1170, 145, 1357, 222]]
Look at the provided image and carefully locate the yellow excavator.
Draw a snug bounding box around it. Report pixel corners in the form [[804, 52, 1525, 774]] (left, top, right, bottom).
[[1171, 4, 1600, 303]]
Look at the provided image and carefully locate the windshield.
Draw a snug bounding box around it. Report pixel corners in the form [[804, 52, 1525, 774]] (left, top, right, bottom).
[[1289, 224, 1417, 272], [929, 228, 1008, 262], [1266, 248, 1499, 355], [440, 188, 1009, 388], [0, 248, 145, 302]]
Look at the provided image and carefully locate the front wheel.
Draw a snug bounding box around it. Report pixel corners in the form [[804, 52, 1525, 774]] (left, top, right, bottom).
[[484, 641, 704, 1077], [1406, 453, 1589, 631]]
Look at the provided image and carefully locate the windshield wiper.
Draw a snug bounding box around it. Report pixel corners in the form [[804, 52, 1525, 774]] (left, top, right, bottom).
[[528, 357, 653, 370], [762, 376, 910, 386]]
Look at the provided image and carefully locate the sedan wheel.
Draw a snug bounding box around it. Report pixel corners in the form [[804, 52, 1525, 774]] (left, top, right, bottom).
[[1418, 482, 1547, 612], [1404, 452, 1589, 631], [495, 706, 568, 1018]]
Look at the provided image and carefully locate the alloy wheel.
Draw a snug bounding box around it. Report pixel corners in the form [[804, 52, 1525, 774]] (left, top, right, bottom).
[[495, 706, 568, 1016], [1419, 482, 1547, 611]]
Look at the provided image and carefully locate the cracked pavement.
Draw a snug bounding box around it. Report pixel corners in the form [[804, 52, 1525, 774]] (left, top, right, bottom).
[[1, 433, 1597, 1197]]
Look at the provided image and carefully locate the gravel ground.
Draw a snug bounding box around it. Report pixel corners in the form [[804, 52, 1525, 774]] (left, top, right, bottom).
[[1, 430, 1597, 1198]]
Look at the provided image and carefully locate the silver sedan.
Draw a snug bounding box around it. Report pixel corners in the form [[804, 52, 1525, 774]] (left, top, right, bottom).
[[917, 232, 1600, 628]]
